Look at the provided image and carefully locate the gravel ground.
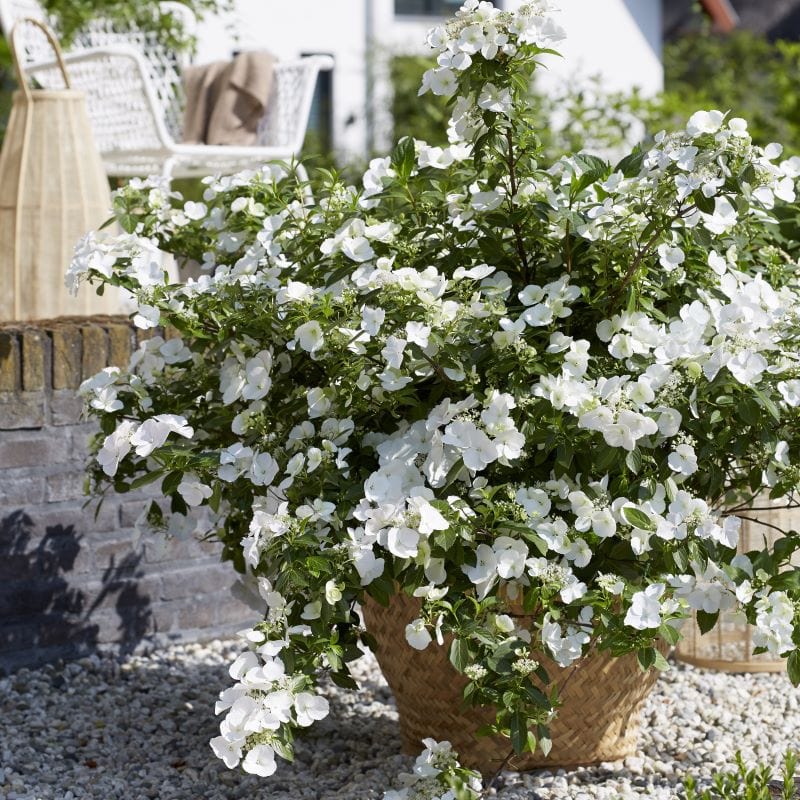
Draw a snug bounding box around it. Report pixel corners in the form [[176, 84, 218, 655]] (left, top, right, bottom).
[[1, 638, 799, 800]]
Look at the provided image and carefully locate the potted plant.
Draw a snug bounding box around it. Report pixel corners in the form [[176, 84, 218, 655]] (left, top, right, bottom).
[[72, 0, 800, 789]]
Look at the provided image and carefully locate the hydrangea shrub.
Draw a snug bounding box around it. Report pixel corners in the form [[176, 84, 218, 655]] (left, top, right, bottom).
[[71, 0, 800, 782]]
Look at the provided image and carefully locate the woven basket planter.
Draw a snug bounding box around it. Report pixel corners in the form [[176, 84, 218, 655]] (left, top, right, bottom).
[[362, 592, 664, 773]]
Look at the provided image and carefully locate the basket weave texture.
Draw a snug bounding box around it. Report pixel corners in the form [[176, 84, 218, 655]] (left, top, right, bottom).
[[362, 592, 664, 773]]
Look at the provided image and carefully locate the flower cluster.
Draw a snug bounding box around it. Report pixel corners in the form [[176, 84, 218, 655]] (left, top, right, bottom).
[[205, 582, 332, 775], [382, 739, 483, 800], [73, 0, 800, 779]]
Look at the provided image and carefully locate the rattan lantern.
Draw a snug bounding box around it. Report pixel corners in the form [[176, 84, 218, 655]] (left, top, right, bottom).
[[676, 498, 798, 673], [0, 18, 128, 322]]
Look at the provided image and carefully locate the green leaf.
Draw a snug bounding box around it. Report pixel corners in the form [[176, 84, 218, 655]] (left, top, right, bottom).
[[659, 623, 681, 647], [118, 213, 139, 234], [509, 710, 528, 754], [769, 570, 800, 592], [625, 448, 642, 474], [523, 682, 551, 709], [753, 387, 780, 422], [574, 152, 610, 176], [737, 398, 761, 426], [623, 506, 655, 531], [271, 738, 294, 762], [434, 525, 458, 552], [614, 147, 644, 178], [305, 555, 329, 577], [636, 647, 656, 671], [788, 651, 800, 686], [653, 650, 670, 671], [696, 609, 719, 635], [693, 190, 716, 214], [207, 481, 222, 513], [537, 724, 552, 756], [161, 470, 184, 496], [569, 154, 610, 198], [672, 546, 689, 573], [440, 458, 465, 492], [329, 671, 359, 690], [366, 575, 395, 607], [128, 470, 165, 491], [449, 638, 471, 673], [325, 646, 343, 671], [391, 136, 417, 180]]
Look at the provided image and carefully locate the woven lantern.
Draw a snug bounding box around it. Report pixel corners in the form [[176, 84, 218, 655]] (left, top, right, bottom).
[[675, 498, 797, 673], [0, 18, 128, 322]]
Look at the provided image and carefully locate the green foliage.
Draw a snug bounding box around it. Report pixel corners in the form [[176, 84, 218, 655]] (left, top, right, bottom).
[[389, 54, 645, 161], [391, 54, 450, 146], [388, 22, 800, 162], [40, 0, 232, 51], [683, 751, 798, 800], [651, 29, 800, 154]]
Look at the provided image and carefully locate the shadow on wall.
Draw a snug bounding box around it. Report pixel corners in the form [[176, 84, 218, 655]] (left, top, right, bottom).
[[0, 509, 152, 674]]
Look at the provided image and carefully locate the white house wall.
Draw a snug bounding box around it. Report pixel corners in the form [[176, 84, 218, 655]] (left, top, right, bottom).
[[525, 0, 663, 97], [193, 0, 663, 161], [194, 0, 372, 160]]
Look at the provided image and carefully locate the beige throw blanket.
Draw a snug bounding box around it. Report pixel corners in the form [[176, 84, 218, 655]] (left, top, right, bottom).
[[182, 51, 275, 146]]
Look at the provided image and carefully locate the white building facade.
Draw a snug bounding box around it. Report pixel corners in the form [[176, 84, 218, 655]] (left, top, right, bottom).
[[195, 0, 663, 160]]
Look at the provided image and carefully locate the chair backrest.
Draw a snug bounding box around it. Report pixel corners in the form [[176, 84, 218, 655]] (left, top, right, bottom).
[[0, 0, 191, 141], [1, 0, 333, 165], [259, 56, 334, 153]]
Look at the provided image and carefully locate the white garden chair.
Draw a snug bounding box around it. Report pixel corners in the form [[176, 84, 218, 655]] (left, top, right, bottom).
[[0, 0, 333, 184]]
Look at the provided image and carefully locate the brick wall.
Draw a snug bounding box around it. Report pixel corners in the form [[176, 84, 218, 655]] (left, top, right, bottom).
[[0, 318, 255, 674]]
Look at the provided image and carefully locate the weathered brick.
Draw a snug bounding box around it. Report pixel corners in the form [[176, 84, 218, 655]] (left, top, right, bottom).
[[136, 328, 156, 345], [168, 597, 219, 633], [46, 471, 89, 503], [83, 575, 161, 611], [91, 536, 142, 570], [69, 423, 99, 461], [51, 391, 86, 426], [0, 474, 46, 506], [81, 325, 108, 380], [89, 607, 156, 643], [50, 327, 82, 389], [21, 329, 47, 392], [158, 565, 231, 601], [214, 598, 256, 627], [0, 331, 19, 392], [0, 391, 45, 429], [106, 323, 133, 368], [119, 496, 171, 528], [143, 533, 219, 564], [0, 434, 69, 469], [31, 501, 119, 536]]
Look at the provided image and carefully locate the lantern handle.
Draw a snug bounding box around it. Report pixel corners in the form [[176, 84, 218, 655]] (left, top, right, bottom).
[[9, 17, 71, 102]]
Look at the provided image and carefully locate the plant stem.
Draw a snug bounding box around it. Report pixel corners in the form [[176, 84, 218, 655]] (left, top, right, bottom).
[[725, 515, 790, 535], [483, 748, 516, 797], [505, 127, 530, 283], [607, 225, 663, 311]]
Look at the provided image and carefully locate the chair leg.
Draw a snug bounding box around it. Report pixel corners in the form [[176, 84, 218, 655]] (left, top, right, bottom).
[[161, 156, 177, 191]]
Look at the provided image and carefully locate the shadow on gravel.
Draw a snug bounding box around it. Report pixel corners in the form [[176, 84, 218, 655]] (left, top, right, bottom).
[[1, 644, 407, 800], [0, 509, 152, 674]]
